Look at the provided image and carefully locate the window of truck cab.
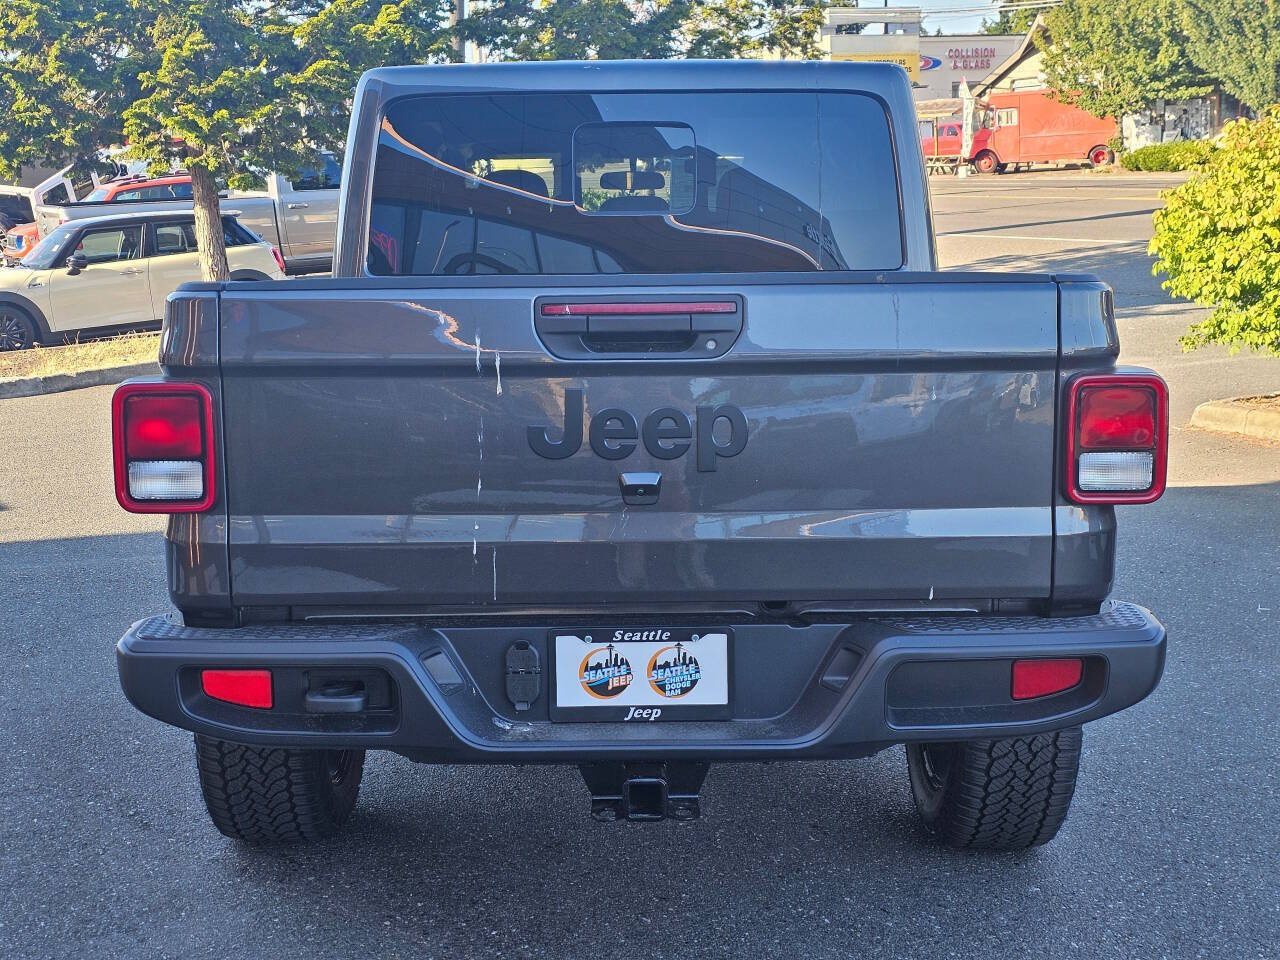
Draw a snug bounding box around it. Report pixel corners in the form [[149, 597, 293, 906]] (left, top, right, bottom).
[[367, 91, 904, 275], [293, 155, 343, 191]]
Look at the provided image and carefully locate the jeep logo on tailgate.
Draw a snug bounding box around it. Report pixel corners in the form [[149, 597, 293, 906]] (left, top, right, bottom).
[[528, 388, 748, 472]]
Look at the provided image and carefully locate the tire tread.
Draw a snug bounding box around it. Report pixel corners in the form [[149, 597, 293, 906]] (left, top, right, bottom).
[[910, 727, 1082, 851], [194, 735, 363, 843]]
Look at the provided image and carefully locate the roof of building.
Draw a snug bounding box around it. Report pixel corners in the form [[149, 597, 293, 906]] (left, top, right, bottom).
[[972, 15, 1047, 97]]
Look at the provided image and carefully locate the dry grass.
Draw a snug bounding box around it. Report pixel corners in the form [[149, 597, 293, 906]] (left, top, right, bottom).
[[0, 331, 160, 381]]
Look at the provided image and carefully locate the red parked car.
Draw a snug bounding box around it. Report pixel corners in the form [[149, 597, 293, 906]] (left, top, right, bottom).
[[82, 174, 193, 202]]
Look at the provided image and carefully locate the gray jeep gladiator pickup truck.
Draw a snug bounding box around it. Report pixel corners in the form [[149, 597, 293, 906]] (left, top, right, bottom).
[[114, 60, 1168, 851]]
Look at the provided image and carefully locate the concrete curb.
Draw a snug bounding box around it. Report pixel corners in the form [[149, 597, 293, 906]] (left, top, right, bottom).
[[0, 361, 159, 401], [1190, 395, 1280, 441]]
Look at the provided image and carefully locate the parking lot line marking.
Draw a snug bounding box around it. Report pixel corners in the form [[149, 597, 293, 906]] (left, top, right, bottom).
[[937, 192, 1167, 202], [936, 232, 1144, 245]]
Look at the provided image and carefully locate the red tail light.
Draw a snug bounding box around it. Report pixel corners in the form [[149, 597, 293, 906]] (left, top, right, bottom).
[[202, 669, 273, 709], [271, 246, 286, 274], [112, 382, 216, 513], [1065, 374, 1168, 504]]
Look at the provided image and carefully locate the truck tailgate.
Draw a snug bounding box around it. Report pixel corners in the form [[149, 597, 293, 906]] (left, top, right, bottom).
[[218, 278, 1058, 611]]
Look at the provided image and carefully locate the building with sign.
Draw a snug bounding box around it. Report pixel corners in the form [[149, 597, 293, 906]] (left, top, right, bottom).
[[916, 34, 1025, 100], [819, 9, 1021, 103], [819, 7, 923, 86]]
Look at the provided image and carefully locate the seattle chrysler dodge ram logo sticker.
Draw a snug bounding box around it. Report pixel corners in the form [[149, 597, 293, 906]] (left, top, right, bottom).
[[578, 644, 634, 699], [647, 642, 701, 698], [528, 388, 748, 471]]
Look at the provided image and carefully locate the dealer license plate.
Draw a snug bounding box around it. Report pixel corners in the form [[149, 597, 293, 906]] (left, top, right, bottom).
[[549, 628, 731, 721]]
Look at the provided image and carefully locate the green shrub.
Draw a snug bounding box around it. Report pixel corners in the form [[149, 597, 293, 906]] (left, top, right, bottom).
[[1121, 139, 1214, 171], [1150, 108, 1280, 354]]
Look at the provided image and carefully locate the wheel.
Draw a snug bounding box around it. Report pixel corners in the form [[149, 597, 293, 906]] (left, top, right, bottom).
[[1089, 145, 1115, 167], [973, 150, 999, 174], [0, 306, 39, 351], [906, 727, 1082, 850], [194, 735, 365, 843]]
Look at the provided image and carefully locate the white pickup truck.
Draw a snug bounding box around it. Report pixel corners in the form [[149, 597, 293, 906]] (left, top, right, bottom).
[[0, 166, 86, 234], [33, 157, 341, 275]]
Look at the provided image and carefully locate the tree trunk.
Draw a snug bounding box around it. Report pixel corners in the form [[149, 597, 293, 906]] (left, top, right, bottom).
[[190, 166, 230, 283]]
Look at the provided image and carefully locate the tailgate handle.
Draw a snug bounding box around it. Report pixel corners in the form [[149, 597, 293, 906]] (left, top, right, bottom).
[[620, 471, 662, 505], [535, 298, 742, 360]]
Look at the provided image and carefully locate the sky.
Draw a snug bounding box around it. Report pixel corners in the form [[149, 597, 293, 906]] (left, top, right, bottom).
[[916, 2, 1002, 35]]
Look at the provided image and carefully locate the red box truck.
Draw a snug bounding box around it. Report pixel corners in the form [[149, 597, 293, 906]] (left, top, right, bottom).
[[972, 90, 1117, 173]]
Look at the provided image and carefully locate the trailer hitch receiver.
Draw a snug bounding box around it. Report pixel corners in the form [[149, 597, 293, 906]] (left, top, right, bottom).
[[579, 762, 710, 822]]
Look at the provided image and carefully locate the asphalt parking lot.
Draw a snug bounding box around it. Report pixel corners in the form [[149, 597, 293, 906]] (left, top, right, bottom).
[[2, 170, 1277, 959]]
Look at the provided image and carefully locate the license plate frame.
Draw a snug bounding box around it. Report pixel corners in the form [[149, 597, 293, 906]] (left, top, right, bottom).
[[548, 628, 733, 722]]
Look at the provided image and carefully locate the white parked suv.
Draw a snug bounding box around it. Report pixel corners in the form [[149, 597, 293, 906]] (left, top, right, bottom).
[[0, 210, 284, 350]]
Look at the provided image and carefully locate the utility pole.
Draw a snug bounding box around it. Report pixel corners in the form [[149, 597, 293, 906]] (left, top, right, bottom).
[[450, 0, 468, 61]]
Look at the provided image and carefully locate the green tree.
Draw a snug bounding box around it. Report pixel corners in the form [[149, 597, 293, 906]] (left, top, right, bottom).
[[0, 1, 453, 282], [461, 0, 693, 60], [1150, 108, 1280, 355], [685, 0, 829, 59], [1037, 0, 1213, 120], [460, 0, 829, 61], [982, 3, 1051, 35], [1181, 0, 1280, 111]]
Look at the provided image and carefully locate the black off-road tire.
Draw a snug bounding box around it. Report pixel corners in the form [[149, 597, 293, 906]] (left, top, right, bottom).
[[906, 727, 1082, 851], [194, 735, 365, 843]]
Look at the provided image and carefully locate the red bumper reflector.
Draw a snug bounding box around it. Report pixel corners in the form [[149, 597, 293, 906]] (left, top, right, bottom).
[[1011, 659, 1083, 700], [201, 669, 273, 709]]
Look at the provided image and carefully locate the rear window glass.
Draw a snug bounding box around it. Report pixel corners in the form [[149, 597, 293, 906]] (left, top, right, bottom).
[[0, 194, 34, 226], [369, 91, 903, 275]]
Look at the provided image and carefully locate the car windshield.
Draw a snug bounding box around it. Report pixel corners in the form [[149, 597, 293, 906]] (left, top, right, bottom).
[[20, 223, 77, 270], [84, 187, 112, 202]]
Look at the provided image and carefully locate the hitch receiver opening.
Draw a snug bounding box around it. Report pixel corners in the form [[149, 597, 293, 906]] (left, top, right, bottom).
[[579, 762, 710, 822]]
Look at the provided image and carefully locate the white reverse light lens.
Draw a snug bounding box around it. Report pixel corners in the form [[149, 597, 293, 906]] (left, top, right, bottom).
[[1078, 451, 1153, 491], [128, 460, 204, 500]]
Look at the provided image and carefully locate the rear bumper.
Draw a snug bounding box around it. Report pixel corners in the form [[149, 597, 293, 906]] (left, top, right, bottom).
[[117, 601, 1165, 762]]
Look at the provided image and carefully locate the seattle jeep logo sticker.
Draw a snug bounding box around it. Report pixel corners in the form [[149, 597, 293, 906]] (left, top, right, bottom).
[[579, 644, 633, 699], [647, 641, 702, 698]]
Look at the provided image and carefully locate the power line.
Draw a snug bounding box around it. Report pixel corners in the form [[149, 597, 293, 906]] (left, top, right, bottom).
[[919, 2, 1062, 15]]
